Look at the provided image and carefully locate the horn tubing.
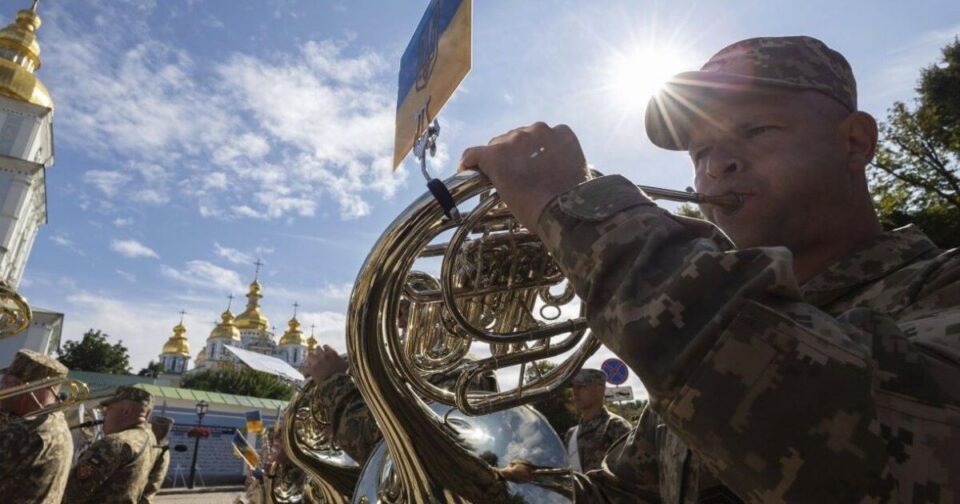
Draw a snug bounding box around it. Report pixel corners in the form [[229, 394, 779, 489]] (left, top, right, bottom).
[[638, 184, 743, 210]]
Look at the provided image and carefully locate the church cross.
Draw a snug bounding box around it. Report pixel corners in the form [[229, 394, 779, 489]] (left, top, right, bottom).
[[253, 258, 264, 281]]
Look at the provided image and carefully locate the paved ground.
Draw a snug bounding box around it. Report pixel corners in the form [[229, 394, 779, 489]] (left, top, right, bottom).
[[156, 489, 244, 504]]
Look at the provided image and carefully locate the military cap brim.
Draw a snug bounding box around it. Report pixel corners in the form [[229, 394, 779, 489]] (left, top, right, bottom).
[[645, 71, 835, 151]]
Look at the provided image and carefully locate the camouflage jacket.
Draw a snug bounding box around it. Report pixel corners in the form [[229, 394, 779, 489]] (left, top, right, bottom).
[[0, 411, 73, 503], [64, 422, 158, 504], [564, 407, 632, 472], [536, 175, 960, 503], [139, 443, 170, 504]]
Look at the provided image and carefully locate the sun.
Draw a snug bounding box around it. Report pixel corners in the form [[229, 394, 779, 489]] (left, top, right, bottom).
[[602, 44, 692, 112]]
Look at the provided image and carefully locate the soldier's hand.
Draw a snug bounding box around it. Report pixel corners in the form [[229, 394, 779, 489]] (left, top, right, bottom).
[[499, 460, 534, 483], [459, 122, 589, 231], [305, 345, 348, 384]]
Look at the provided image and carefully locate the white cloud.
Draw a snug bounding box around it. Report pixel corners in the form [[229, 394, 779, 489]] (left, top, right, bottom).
[[116, 269, 136, 282], [113, 217, 133, 227], [43, 4, 408, 222], [111, 239, 159, 259], [84, 170, 131, 196], [161, 260, 245, 293], [214, 243, 253, 265], [50, 232, 73, 247], [62, 291, 215, 371]]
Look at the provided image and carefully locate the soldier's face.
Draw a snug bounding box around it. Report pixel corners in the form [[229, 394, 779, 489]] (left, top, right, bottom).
[[687, 90, 853, 251], [0, 374, 23, 412], [572, 384, 604, 413], [102, 400, 139, 434]]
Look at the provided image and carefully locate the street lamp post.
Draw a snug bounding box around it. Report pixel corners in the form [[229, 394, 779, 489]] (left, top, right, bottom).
[[188, 400, 209, 489]]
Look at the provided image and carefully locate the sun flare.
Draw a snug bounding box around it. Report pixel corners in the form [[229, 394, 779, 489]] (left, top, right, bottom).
[[603, 45, 692, 111]]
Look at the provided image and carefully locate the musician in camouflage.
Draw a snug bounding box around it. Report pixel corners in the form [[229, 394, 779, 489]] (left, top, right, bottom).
[[64, 385, 158, 504], [564, 368, 632, 473], [473, 35, 959, 503], [0, 349, 73, 503], [139, 416, 173, 504]]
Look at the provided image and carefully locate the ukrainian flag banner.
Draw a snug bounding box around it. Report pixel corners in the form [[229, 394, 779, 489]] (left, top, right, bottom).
[[246, 410, 263, 434], [232, 430, 261, 470], [393, 0, 472, 168]]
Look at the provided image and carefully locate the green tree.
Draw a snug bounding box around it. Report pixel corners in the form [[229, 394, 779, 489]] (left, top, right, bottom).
[[137, 360, 165, 378], [180, 365, 294, 400], [57, 329, 131, 374], [524, 361, 579, 438], [607, 399, 648, 424], [675, 203, 705, 219], [870, 38, 960, 248]]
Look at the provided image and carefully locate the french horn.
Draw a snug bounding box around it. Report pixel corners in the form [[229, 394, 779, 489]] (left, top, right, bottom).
[[347, 170, 602, 503], [281, 380, 360, 503]]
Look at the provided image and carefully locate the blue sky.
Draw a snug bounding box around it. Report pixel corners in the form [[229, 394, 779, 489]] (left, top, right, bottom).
[[16, 0, 960, 398]]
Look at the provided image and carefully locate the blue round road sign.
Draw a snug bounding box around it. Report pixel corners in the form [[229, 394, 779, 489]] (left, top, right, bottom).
[[601, 358, 629, 385]]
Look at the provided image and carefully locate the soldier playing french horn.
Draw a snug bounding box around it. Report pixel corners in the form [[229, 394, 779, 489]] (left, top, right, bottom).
[[477, 35, 960, 503]]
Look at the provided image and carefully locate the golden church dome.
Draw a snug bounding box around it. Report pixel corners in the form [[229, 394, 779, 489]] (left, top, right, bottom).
[[234, 279, 270, 332], [306, 334, 318, 352], [160, 322, 190, 357], [279, 316, 305, 346], [0, 3, 53, 109], [209, 308, 241, 341], [196, 345, 207, 364]]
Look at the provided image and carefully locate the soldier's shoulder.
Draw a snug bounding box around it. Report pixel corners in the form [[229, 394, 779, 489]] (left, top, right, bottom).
[[101, 424, 153, 452]]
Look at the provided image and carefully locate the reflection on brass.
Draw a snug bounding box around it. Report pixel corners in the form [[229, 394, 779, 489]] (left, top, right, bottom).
[[0, 281, 31, 339], [280, 381, 359, 503]]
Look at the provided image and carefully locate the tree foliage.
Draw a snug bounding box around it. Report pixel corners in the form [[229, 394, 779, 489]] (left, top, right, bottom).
[[524, 361, 579, 438], [180, 365, 294, 400], [675, 203, 705, 220], [57, 329, 131, 375], [607, 399, 648, 424], [871, 38, 960, 248], [137, 360, 165, 378]]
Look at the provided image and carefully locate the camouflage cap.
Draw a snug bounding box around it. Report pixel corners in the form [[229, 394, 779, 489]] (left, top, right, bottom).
[[645, 35, 857, 150], [6, 349, 68, 383], [572, 368, 607, 386], [99, 385, 154, 410], [150, 415, 174, 441]]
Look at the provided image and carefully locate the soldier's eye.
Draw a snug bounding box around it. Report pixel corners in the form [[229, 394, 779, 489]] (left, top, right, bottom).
[[746, 125, 776, 138]]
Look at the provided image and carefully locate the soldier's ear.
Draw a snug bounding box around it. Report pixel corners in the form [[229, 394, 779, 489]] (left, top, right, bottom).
[[840, 111, 877, 174]]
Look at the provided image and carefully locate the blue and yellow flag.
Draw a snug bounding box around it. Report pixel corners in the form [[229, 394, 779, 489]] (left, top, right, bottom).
[[245, 410, 263, 434], [232, 430, 261, 470], [393, 0, 472, 168]]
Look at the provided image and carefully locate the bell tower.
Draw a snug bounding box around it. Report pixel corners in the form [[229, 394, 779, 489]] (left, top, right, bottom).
[[0, 0, 54, 288]]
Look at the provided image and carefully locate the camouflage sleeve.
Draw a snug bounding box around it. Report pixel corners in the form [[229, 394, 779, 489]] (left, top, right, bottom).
[[536, 175, 897, 501], [573, 406, 661, 503], [64, 436, 127, 503], [314, 373, 382, 464], [139, 448, 169, 504]]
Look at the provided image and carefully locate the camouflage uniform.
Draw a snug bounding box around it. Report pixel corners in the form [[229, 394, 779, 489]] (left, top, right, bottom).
[[64, 386, 158, 504], [0, 350, 73, 503], [140, 416, 174, 504], [564, 369, 632, 473], [565, 406, 632, 473], [538, 178, 960, 501]]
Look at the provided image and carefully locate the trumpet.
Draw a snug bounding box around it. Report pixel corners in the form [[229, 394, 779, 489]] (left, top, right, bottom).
[[0, 376, 93, 424]]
